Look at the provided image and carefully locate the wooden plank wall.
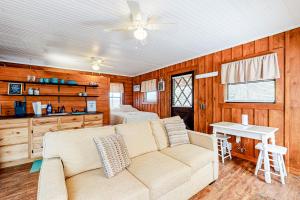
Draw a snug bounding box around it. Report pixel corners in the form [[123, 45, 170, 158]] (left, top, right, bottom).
[[285, 28, 300, 175], [0, 62, 133, 125], [133, 27, 300, 175]]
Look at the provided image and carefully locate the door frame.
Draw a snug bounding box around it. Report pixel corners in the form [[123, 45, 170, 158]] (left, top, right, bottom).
[[170, 71, 195, 127]]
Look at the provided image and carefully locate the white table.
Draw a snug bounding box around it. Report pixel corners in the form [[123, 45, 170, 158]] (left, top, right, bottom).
[[210, 122, 279, 183]]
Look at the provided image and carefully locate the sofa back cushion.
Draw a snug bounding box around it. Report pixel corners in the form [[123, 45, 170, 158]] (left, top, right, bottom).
[[116, 121, 158, 158], [150, 120, 169, 150], [43, 126, 115, 178], [150, 116, 182, 150]]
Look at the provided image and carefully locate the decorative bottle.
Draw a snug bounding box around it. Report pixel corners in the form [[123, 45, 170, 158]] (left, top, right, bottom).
[[46, 102, 52, 114]]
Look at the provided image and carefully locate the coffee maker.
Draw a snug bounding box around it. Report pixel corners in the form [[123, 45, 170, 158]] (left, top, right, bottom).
[[14, 101, 26, 117]]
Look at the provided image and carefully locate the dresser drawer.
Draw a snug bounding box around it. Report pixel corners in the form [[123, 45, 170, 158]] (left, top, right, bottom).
[[0, 127, 28, 146], [61, 115, 84, 123], [60, 122, 83, 130], [32, 117, 58, 126], [32, 136, 43, 149], [32, 124, 59, 137], [0, 118, 29, 129], [84, 120, 103, 128], [31, 148, 42, 158], [0, 144, 28, 163], [84, 114, 103, 122]]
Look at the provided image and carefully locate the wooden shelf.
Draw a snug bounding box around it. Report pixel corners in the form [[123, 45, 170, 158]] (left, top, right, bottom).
[[0, 80, 99, 87], [0, 94, 99, 97]]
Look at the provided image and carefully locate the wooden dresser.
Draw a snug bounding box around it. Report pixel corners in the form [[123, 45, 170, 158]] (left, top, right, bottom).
[[0, 113, 103, 168]]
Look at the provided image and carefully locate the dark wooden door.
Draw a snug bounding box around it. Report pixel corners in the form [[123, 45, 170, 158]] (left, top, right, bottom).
[[171, 72, 194, 130]]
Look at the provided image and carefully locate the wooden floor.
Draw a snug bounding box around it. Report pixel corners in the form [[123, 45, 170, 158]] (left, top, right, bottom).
[[0, 158, 299, 200]]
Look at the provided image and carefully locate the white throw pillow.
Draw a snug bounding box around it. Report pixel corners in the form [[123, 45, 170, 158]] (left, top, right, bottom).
[[164, 119, 190, 147], [94, 134, 131, 178]]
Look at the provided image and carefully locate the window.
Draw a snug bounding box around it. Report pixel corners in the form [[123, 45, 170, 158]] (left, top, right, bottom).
[[172, 73, 193, 107], [225, 80, 275, 103], [144, 91, 157, 103], [110, 92, 122, 108]]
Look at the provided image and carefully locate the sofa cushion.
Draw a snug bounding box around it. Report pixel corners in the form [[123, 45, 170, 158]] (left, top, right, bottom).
[[164, 118, 190, 147], [161, 144, 214, 174], [94, 134, 131, 178], [116, 121, 157, 158], [66, 169, 149, 200], [43, 126, 115, 178], [127, 151, 191, 199], [149, 116, 182, 150], [150, 120, 169, 150]]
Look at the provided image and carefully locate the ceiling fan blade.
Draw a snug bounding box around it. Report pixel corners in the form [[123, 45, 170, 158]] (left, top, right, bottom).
[[100, 63, 115, 68], [127, 0, 142, 21], [104, 27, 130, 32], [144, 22, 176, 30], [103, 23, 136, 32]]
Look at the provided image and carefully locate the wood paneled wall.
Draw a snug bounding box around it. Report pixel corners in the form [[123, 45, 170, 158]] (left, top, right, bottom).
[[133, 27, 300, 175], [0, 62, 133, 125]]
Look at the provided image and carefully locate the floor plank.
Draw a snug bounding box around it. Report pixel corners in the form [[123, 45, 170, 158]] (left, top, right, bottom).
[[0, 158, 299, 200], [191, 158, 300, 200]]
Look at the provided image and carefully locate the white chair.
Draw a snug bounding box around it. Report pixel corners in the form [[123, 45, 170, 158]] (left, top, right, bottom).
[[216, 133, 232, 164], [255, 143, 287, 184]]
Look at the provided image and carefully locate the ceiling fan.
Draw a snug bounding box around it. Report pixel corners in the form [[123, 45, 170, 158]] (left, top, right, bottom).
[[91, 58, 114, 71], [105, 0, 175, 41]]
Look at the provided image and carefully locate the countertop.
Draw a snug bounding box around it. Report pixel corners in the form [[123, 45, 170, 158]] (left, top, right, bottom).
[[0, 112, 103, 120]]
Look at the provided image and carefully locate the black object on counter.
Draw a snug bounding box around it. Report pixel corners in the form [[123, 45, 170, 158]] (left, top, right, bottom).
[[14, 101, 26, 117]]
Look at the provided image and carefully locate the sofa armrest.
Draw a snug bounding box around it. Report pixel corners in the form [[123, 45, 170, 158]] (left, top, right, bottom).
[[188, 130, 219, 180], [37, 158, 68, 200], [188, 130, 217, 151]]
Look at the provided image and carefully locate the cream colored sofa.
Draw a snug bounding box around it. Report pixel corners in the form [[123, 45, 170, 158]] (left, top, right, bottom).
[[38, 117, 218, 200]]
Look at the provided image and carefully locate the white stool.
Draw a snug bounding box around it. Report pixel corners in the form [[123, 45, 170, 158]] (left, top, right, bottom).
[[255, 143, 287, 184], [216, 133, 232, 164]]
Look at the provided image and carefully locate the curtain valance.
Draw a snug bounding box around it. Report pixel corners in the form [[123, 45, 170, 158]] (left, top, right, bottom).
[[141, 79, 157, 92], [110, 83, 124, 93], [221, 53, 280, 84]]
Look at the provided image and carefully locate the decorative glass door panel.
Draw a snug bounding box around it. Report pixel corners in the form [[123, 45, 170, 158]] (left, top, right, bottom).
[[171, 72, 194, 130]]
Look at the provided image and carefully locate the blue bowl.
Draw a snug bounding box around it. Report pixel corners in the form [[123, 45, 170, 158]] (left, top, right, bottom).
[[67, 80, 77, 85], [44, 78, 50, 83], [50, 78, 58, 84]]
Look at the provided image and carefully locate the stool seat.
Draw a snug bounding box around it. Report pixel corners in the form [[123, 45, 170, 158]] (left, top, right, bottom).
[[216, 133, 231, 140], [255, 143, 287, 155]]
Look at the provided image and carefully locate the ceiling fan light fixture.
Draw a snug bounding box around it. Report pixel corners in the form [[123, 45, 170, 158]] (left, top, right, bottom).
[[92, 63, 100, 71], [134, 27, 147, 40], [91, 59, 103, 71]]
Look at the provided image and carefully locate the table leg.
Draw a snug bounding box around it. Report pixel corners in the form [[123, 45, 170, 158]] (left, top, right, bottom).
[[270, 134, 279, 172], [213, 128, 217, 135], [262, 137, 271, 183]]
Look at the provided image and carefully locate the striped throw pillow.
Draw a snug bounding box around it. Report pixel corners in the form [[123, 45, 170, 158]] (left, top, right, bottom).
[[94, 134, 131, 178], [164, 119, 190, 147]]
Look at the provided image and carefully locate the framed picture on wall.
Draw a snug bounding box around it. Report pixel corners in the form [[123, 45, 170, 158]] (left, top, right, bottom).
[[8, 83, 22, 95], [158, 79, 165, 91], [133, 84, 140, 92], [87, 100, 97, 112]]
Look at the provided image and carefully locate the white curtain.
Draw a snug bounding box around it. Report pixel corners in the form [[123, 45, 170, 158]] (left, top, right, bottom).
[[141, 79, 157, 92], [221, 53, 280, 84], [110, 83, 124, 93]]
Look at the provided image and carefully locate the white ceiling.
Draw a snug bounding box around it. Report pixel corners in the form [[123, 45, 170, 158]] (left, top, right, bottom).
[[0, 0, 299, 76]]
